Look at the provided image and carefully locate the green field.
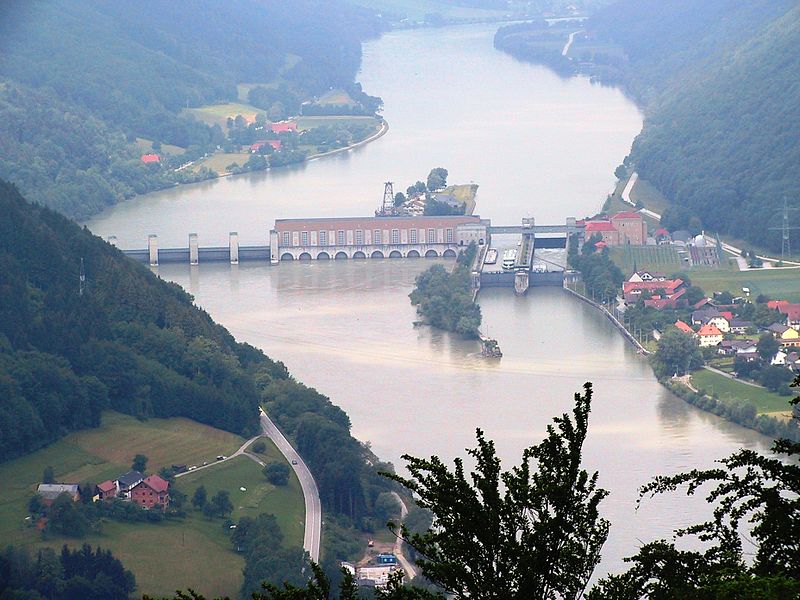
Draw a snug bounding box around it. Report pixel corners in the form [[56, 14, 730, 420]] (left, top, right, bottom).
[[608, 245, 684, 275], [296, 115, 380, 131], [135, 137, 186, 156], [691, 369, 792, 414], [186, 102, 262, 127], [0, 413, 303, 598], [316, 89, 357, 107], [689, 266, 800, 302], [176, 452, 304, 548], [192, 152, 251, 175]]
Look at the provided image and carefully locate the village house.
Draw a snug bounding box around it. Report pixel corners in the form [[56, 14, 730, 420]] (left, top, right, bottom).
[[768, 300, 800, 328], [623, 278, 684, 305], [140, 153, 160, 164], [270, 121, 297, 134], [130, 475, 170, 510], [718, 339, 756, 357], [628, 270, 667, 283], [674, 320, 694, 334], [729, 319, 754, 334], [116, 470, 144, 499], [250, 140, 282, 153], [96, 480, 117, 501], [697, 323, 724, 347], [644, 288, 687, 310], [768, 323, 800, 347]]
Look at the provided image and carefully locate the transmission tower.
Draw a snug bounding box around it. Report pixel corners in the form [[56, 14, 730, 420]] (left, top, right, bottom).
[[79, 258, 86, 297], [377, 181, 395, 216], [768, 198, 800, 263]]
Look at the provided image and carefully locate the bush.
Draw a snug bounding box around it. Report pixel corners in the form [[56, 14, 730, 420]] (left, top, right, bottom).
[[251, 440, 267, 454], [263, 462, 291, 486]]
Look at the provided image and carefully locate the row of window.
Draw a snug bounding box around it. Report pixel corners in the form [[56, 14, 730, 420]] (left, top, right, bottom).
[[281, 228, 454, 247]]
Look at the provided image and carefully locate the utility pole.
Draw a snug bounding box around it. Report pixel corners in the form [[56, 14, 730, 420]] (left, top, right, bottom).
[[376, 181, 396, 216]]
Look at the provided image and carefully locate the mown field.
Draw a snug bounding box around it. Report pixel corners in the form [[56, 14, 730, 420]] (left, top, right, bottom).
[[0, 412, 303, 598], [191, 152, 251, 175], [691, 368, 792, 415], [135, 137, 186, 156], [689, 267, 800, 302], [185, 102, 261, 127]]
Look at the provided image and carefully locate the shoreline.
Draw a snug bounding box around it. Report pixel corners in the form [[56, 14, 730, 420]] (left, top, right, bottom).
[[83, 120, 389, 227]]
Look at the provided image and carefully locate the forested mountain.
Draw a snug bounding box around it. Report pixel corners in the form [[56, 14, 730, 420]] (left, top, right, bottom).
[[0, 180, 399, 580], [586, 1, 800, 250], [0, 179, 276, 459], [0, 0, 380, 220]]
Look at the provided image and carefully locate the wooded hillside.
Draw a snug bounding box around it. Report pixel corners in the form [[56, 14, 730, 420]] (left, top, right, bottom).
[[588, 1, 800, 250], [0, 0, 380, 220]]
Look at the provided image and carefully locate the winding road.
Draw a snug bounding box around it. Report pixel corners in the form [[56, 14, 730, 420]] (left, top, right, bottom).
[[173, 410, 322, 562], [259, 409, 322, 562]]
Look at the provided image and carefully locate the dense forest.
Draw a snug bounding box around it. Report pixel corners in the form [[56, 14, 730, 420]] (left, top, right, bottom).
[[495, 1, 800, 251], [587, 0, 800, 251], [0, 180, 402, 585], [0, 0, 381, 220]]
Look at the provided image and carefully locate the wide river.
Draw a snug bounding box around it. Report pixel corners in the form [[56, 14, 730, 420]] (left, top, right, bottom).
[[88, 25, 767, 576]]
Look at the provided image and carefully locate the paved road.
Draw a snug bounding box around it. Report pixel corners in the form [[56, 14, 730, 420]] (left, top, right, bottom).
[[389, 492, 418, 581], [702, 364, 766, 389], [562, 30, 583, 57], [174, 433, 260, 479], [173, 410, 322, 562], [259, 409, 322, 562]]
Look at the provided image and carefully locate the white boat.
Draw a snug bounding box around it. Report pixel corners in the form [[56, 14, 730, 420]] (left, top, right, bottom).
[[502, 249, 517, 270], [485, 248, 498, 264]]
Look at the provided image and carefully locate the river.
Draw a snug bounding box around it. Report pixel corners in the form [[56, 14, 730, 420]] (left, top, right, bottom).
[[87, 25, 768, 576]]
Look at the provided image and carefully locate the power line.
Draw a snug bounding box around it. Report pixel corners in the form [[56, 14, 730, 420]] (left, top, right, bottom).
[[768, 198, 800, 263]]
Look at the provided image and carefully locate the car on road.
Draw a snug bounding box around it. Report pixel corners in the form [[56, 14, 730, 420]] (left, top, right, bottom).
[[291, 460, 298, 465], [216, 455, 226, 461]]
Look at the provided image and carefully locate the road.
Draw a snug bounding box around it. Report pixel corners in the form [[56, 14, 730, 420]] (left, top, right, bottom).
[[259, 409, 322, 562], [174, 410, 322, 562], [174, 433, 260, 478], [620, 172, 800, 267], [390, 492, 418, 581], [562, 30, 583, 57]]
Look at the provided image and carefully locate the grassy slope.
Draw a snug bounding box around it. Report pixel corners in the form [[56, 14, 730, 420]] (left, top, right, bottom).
[[192, 152, 252, 175], [296, 115, 379, 131], [607, 245, 683, 275], [0, 412, 303, 598], [185, 102, 263, 127], [691, 369, 792, 415]]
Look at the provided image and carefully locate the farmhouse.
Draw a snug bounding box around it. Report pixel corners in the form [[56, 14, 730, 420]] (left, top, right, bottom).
[[130, 475, 170, 509], [140, 153, 161, 164], [697, 323, 724, 347]]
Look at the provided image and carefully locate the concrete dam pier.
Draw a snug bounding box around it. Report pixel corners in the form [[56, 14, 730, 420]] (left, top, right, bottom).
[[118, 215, 584, 292]]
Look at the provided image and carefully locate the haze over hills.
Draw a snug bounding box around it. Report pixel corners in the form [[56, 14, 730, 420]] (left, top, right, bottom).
[[587, 0, 800, 250], [0, 0, 380, 220]]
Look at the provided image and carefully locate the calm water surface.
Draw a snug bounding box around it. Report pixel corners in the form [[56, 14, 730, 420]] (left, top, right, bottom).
[[89, 25, 768, 575]]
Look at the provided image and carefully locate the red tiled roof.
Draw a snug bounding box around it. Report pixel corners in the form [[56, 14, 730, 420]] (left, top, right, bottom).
[[776, 303, 800, 321], [611, 211, 642, 220], [698, 323, 722, 337], [142, 475, 169, 494], [270, 121, 297, 133], [623, 279, 684, 295], [98, 480, 115, 493], [141, 153, 160, 164], [768, 300, 790, 310], [655, 227, 670, 236], [585, 221, 616, 232], [594, 241, 607, 248], [674, 320, 694, 334], [719, 311, 734, 321]]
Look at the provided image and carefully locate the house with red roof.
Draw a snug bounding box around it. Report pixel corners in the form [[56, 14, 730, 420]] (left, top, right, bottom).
[[697, 323, 724, 347], [644, 287, 687, 310], [250, 140, 282, 153], [140, 153, 161, 164], [96, 480, 117, 501], [623, 278, 684, 305], [583, 211, 647, 246], [270, 121, 297, 133], [768, 301, 800, 328], [674, 320, 694, 334], [130, 475, 170, 509]]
